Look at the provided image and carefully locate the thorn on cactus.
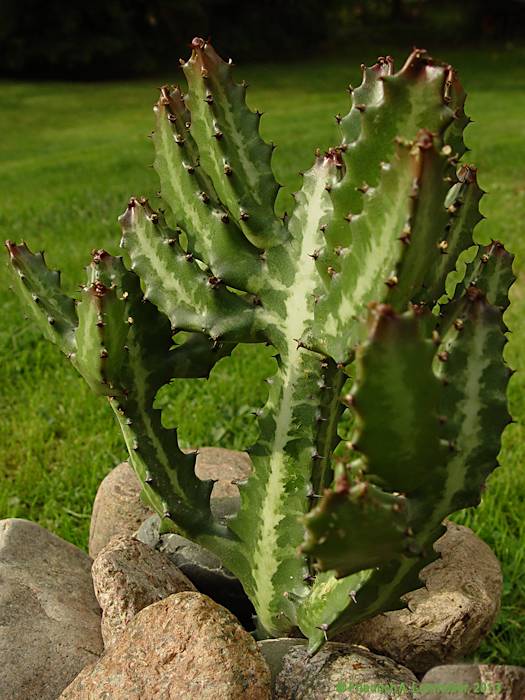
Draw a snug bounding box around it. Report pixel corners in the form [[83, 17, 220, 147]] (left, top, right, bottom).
[[316, 624, 329, 641], [335, 472, 350, 494], [341, 394, 354, 407], [385, 276, 398, 288]]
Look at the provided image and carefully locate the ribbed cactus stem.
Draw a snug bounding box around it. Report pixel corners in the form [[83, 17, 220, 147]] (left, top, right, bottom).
[[6, 41, 514, 651]]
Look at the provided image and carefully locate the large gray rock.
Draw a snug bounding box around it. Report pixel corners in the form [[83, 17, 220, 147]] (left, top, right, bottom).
[[60, 591, 271, 700], [421, 664, 525, 700], [89, 461, 152, 558], [89, 447, 252, 558], [274, 642, 418, 699], [92, 534, 197, 647], [336, 521, 502, 674], [136, 514, 255, 628], [0, 518, 103, 700]]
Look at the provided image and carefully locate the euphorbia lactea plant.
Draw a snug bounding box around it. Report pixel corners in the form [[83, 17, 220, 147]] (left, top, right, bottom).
[[6, 39, 514, 651]]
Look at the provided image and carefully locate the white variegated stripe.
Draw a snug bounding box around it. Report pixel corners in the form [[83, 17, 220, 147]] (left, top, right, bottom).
[[156, 108, 213, 249], [112, 402, 164, 514], [320, 158, 414, 349], [433, 327, 491, 519], [125, 342, 179, 503], [129, 208, 190, 302], [249, 160, 334, 633], [336, 321, 495, 628], [208, 77, 264, 204], [73, 293, 105, 386], [315, 304, 506, 646]]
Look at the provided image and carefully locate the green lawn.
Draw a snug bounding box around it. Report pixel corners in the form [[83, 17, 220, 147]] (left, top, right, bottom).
[[1, 46, 524, 665]]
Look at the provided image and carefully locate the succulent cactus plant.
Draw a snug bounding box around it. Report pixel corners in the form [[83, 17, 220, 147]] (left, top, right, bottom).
[[5, 39, 514, 652]]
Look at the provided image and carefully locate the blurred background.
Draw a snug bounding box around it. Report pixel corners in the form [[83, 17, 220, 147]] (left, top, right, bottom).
[[1, 0, 524, 665], [2, 0, 525, 78]]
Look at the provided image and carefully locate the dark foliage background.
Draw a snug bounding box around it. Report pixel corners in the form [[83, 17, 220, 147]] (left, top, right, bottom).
[[2, 0, 525, 79]]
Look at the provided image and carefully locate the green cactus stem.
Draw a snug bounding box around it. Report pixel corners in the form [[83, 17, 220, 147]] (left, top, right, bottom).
[[6, 41, 515, 651]]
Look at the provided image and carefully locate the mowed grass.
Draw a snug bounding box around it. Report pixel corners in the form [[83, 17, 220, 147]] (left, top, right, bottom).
[[0, 46, 524, 664]]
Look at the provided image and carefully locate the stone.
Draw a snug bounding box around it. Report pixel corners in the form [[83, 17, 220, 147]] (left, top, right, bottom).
[[420, 664, 525, 700], [89, 461, 152, 558], [135, 514, 255, 628], [134, 448, 254, 627], [0, 518, 103, 700], [258, 638, 308, 685], [274, 642, 418, 699], [60, 591, 271, 699], [90, 448, 252, 558], [335, 521, 502, 674], [92, 534, 197, 647]]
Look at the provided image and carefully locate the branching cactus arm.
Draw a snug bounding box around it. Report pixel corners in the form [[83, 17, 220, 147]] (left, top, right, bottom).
[[153, 83, 264, 291], [328, 51, 465, 250], [119, 197, 261, 342], [183, 37, 286, 249], [300, 243, 514, 652], [5, 243, 77, 356], [5, 244, 243, 560]]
